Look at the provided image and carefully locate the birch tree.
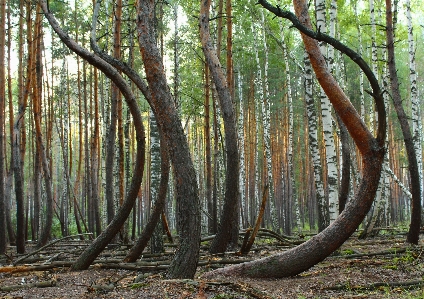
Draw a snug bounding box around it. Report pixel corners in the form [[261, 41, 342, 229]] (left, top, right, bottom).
[[203, 0, 386, 278], [405, 0, 423, 205], [317, 0, 339, 224]]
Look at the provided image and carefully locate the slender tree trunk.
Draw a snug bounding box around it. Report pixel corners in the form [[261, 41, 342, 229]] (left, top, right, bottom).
[[385, 0, 420, 244], [149, 111, 164, 253], [304, 51, 326, 231], [124, 130, 169, 262], [90, 66, 101, 237], [281, 26, 299, 232], [115, 0, 126, 242], [0, 0, 6, 254], [5, 4, 15, 245], [337, 115, 350, 212], [205, 63, 213, 234], [105, 3, 120, 228], [136, 0, 200, 279], [405, 0, 423, 209], [14, 0, 31, 254], [200, 0, 240, 254]]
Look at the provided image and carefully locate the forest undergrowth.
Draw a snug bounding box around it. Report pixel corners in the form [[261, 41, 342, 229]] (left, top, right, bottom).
[[1, 231, 423, 298]]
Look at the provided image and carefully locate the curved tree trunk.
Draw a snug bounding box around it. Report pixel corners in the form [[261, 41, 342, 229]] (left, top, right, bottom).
[[136, 0, 200, 279], [202, 0, 386, 278], [337, 115, 350, 213], [39, 0, 146, 271], [200, 0, 240, 254]]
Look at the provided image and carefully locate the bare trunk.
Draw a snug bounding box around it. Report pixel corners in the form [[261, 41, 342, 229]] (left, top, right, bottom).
[[200, 0, 240, 254], [0, 0, 6, 254], [385, 0, 421, 244]]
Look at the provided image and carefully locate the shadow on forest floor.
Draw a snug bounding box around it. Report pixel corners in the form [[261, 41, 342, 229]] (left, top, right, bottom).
[[1, 232, 424, 298]]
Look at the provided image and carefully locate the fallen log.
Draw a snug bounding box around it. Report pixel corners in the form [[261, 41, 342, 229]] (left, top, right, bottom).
[[13, 233, 93, 266], [0, 280, 56, 292]]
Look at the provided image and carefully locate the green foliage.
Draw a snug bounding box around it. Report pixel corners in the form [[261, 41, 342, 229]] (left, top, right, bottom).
[[384, 248, 419, 271], [341, 249, 355, 255]]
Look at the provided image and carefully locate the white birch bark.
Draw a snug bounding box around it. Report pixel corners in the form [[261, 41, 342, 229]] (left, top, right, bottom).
[[259, 10, 273, 207], [354, 2, 365, 121], [251, 23, 263, 221], [405, 0, 423, 204], [385, 167, 412, 199], [316, 0, 339, 224], [149, 110, 163, 253], [369, 0, 378, 135], [304, 51, 326, 231], [237, 68, 246, 228]]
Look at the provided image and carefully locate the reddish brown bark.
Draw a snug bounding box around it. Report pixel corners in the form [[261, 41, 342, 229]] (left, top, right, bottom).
[[202, 0, 386, 278], [240, 185, 269, 255]]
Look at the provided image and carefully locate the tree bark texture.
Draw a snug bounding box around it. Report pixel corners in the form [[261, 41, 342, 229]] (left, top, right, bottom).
[[124, 129, 169, 262], [202, 0, 386, 278], [200, 0, 240, 254], [137, 0, 200, 279], [0, 0, 6, 254], [385, 0, 421, 244]]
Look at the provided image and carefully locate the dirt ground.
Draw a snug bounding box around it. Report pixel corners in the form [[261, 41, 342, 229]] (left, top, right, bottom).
[[1, 234, 423, 298]]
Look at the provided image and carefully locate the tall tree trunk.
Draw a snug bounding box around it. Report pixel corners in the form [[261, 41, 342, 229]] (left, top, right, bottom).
[[136, 0, 200, 279], [91, 66, 101, 237], [149, 111, 164, 253], [226, 0, 239, 248], [14, 0, 31, 254], [115, 0, 126, 242], [385, 0, 421, 244], [405, 0, 423, 210], [0, 0, 6, 254], [200, 0, 240, 254], [205, 63, 213, 234], [5, 3, 15, 245], [315, 0, 339, 225], [203, 0, 386, 278], [124, 129, 169, 262], [281, 26, 299, 232], [32, 10, 43, 241], [105, 0, 121, 228], [304, 50, 326, 231]]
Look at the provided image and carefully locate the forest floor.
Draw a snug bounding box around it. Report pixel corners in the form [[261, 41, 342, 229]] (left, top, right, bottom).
[[1, 232, 424, 299]]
